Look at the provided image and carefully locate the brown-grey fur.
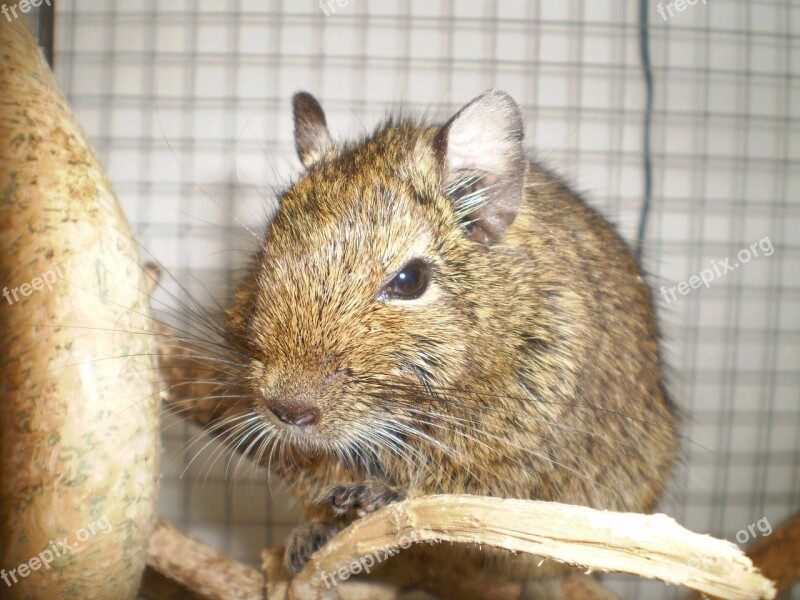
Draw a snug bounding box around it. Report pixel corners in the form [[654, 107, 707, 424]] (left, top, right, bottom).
[[225, 90, 679, 596]]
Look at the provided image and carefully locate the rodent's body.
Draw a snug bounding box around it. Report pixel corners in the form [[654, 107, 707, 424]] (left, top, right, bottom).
[[227, 91, 679, 590]]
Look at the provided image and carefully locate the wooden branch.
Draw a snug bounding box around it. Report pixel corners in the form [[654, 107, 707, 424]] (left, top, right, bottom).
[[146, 519, 264, 600], [267, 495, 775, 600], [144, 511, 626, 600], [262, 546, 623, 600], [745, 510, 800, 595], [685, 510, 800, 600], [139, 567, 210, 600], [145, 477, 779, 600]]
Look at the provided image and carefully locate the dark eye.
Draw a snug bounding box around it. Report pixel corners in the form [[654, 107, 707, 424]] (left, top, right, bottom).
[[381, 259, 429, 300]]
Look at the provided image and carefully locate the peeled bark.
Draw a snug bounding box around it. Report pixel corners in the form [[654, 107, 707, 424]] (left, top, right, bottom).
[[266, 496, 776, 600], [0, 17, 159, 599]]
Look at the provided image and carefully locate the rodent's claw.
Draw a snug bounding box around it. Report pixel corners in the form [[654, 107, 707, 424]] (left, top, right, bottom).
[[283, 521, 341, 575], [283, 482, 404, 574], [321, 480, 406, 518]]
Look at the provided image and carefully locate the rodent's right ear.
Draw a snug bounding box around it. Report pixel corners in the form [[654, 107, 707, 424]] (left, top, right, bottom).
[[434, 90, 526, 245], [292, 92, 333, 168]]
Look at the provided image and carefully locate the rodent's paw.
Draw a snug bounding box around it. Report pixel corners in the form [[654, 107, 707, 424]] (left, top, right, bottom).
[[283, 522, 341, 575], [319, 480, 406, 518]]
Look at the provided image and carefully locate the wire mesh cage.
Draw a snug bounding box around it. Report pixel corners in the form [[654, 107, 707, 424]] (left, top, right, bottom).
[[35, 0, 800, 597]]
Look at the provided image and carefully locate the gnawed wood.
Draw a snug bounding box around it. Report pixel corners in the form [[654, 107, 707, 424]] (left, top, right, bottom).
[[684, 510, 800, 600], [273, 495, 775, 600]]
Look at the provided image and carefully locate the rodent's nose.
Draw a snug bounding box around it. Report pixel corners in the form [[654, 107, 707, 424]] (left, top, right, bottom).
[[269, 405, 319, 427], [260, 366, 350, 427]]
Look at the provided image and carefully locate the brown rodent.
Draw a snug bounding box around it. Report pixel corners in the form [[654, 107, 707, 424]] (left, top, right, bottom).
[[226, 89, 679, 594]]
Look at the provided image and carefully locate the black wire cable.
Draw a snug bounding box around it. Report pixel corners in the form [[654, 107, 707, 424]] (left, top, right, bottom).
[[636, 0, 654, 263], [35, 0, 56, 68]]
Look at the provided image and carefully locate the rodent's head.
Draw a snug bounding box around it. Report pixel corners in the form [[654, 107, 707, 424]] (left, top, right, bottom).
[[228, 90, 528, 462]]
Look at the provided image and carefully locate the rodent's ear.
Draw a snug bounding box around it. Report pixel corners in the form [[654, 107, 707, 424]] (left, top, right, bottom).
[[434, 90, 526, 244], [292, 91, 333, 168]]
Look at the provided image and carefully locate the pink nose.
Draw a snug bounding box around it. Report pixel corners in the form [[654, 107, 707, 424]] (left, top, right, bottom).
[[269, 405, 318, 427]]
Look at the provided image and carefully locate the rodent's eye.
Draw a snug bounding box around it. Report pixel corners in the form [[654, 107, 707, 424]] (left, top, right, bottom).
[[380, 259, 429, 300]]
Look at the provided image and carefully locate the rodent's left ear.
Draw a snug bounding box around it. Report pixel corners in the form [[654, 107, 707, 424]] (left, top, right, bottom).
[[292, 91, 333, 168], [434, 90, 526, 244]]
